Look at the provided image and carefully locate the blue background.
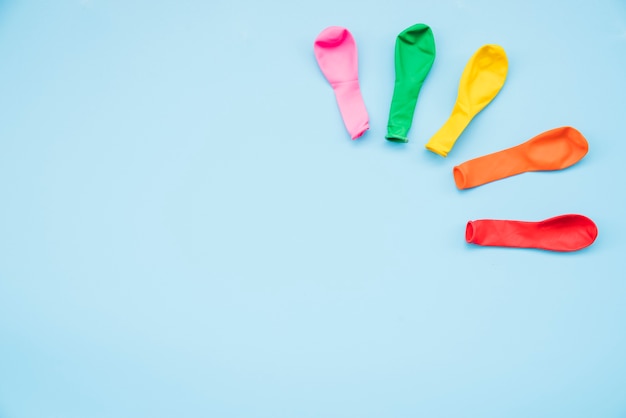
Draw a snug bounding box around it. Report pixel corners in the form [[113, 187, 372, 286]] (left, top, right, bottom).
[[1, 1, 625, 417]]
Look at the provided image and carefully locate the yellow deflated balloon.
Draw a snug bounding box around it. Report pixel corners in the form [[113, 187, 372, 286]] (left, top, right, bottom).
[[425, 44, 508, 157]]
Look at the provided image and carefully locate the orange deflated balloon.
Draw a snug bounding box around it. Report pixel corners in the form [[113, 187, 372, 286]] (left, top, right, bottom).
[[453, 126, 588, 189]]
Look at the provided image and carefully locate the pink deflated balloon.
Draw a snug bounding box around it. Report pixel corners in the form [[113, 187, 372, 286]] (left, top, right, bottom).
[[314, 26, 369, 139]]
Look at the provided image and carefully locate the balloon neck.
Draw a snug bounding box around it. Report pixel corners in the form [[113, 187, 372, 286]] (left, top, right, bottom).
[[425, 109, 471, 157]]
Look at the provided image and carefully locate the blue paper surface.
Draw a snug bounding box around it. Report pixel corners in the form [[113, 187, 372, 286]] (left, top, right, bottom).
[[0, 1, 625, 417]]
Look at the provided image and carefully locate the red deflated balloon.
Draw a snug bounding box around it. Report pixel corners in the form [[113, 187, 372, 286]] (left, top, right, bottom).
[[465, 214, 598, 252]]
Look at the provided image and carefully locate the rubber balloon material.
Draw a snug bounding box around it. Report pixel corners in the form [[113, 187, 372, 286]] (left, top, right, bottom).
[[314, 26, 369, 140], [453, 126, 589, 189], [466, 214, 598, 252], [385, 23, 436, 143], [425, 44, 508, 157]]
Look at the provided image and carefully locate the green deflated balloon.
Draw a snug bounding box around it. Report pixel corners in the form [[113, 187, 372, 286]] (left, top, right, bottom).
[[385, 24, 436, 143]]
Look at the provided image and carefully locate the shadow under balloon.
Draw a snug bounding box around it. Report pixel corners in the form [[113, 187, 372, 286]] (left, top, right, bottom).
[[463, 241, 600, 256]]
